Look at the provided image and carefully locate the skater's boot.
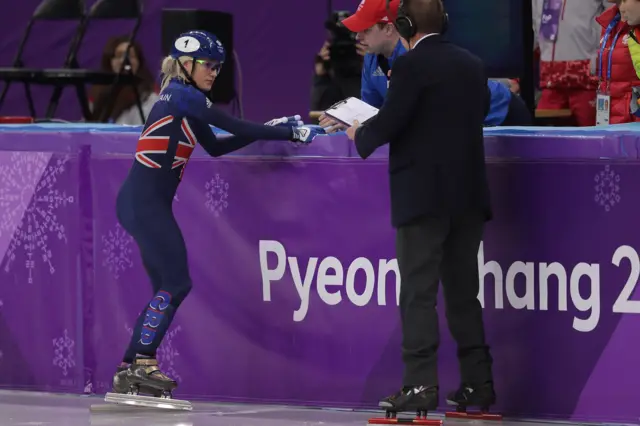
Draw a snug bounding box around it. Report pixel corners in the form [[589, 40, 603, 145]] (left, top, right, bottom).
[[445, 382, 501, 420], [104, 358, 193, 411], [378, 386, 438, 420], [112, 365, 162, 397], [111, 366, 129, 394], [446, 381, 495, 411], [126, 356, 177, 397]]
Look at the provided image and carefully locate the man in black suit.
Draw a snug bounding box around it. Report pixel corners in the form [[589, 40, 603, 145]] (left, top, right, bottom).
[[345, 0, 496, 416]]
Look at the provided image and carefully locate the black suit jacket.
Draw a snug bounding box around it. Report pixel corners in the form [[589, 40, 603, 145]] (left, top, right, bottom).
[[354, 35, 492, 228]]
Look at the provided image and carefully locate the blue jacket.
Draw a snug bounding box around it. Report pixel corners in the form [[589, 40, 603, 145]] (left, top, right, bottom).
[[123, 79, 294, 202], [360, 39, 511, 126]]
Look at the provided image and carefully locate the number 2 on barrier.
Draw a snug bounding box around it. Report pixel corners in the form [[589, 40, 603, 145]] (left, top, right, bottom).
[[612, 245, 640, 314]]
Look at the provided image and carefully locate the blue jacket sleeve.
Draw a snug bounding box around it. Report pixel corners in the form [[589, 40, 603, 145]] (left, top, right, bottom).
[[198, 129, 257, 157], [179, 87, 294, 141], [361, 56, 384, 108]]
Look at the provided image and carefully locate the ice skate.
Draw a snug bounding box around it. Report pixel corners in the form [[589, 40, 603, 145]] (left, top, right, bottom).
[[112, 365, 162, 397], [104, 356, 192, 411], [445, 382, 501, 420], [368, 386, 442, 425]]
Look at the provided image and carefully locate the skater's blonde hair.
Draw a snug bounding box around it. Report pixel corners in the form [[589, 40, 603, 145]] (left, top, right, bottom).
[[160, 56, 192, 91]]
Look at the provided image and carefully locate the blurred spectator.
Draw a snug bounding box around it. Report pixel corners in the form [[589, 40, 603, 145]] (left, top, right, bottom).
[[620, 0, 640, 118], [494, 78, 521, 94], [595, 0, 640, 123], [533, 0, 612, 126], [89, 36, 159, 125], [310, 11, 364, 112]]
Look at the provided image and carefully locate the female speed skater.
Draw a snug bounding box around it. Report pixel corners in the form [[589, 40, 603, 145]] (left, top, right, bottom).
[[110, 30, 323, 400]]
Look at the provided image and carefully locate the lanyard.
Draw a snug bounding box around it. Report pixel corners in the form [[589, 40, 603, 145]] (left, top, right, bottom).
[[599, 15, 623, 84]]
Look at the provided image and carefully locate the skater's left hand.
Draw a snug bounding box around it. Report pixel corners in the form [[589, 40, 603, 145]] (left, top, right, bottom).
[[265, 115, 304, 128]]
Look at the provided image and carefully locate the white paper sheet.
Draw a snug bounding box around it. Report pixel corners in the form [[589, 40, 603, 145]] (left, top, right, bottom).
[[324, 97, 379, 126]]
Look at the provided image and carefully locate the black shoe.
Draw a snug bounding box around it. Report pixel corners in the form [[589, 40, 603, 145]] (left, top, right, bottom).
[[127, 356, 177, 393], [111, 357, 175, 396], [379, 385, 438, 413], [111, 366, 130, 394], [446, 382, 496, 411]]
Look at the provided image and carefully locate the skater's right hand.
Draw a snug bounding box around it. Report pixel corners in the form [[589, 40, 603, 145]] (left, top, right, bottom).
[[291, 125, 325, 144]]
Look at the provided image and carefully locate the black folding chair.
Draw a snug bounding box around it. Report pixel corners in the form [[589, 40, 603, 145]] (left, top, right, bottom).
[[0, 0, 145, 121], [0, 0, 86, 117]]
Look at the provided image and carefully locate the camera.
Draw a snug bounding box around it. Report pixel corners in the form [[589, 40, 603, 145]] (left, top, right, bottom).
[[324, 11, 362, 78]]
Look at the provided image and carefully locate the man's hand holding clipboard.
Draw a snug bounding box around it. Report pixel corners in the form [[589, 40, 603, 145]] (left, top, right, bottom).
[[319, 97, 379, 133], [345, 120, 360, 140]]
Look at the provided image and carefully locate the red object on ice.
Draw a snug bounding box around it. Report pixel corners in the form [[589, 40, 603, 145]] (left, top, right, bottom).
[[0, 116, 34, 124], [445, 410, 503, 420], [368, 417, 443, 425]]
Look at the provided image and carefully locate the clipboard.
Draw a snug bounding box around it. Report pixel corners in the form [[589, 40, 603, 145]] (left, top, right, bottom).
[[324, 97, 379, 126]]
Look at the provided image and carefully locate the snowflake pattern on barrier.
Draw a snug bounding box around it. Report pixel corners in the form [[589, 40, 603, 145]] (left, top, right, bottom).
[[101, 223, 134, 279], [53, 329, 76, 377], [0, 153, 74, 283], [125, 323, 182, 382], [594, 165, 621, 212], [204, 173, 229, 217]]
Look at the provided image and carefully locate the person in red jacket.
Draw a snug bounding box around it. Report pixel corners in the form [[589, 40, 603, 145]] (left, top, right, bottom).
[[620, 0, 640, 117], [533, 0, 610, 127], [596, 0, 640, 124]]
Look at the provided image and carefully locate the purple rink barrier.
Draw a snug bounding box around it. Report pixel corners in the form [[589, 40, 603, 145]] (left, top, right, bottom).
[[0, 123, 639, 422]]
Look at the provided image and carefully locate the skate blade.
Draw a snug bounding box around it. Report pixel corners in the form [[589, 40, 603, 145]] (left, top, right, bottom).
[[104, 392, 192, 411], [444, 411, 502, 421], [368, 417, 442, 425], [445, 399, 502, 421]]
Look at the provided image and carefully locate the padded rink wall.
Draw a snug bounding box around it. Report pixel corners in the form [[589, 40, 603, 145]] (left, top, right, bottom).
[[0, 123, 638, 422]]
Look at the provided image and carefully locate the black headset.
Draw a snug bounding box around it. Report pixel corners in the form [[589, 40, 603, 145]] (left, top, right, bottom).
[[386, 0, 448, 41]]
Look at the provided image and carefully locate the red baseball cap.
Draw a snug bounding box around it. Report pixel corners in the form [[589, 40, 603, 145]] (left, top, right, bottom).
[[341, 0, 400, 32]]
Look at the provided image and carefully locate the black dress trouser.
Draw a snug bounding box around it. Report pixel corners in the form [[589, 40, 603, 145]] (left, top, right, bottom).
[[395, 212, 494, 387]]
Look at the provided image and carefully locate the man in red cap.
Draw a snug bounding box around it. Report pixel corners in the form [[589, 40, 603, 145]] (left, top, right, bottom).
[[319, 0, 529, 132], [342, 0, 405, 109], [318, 0, 406, 131]]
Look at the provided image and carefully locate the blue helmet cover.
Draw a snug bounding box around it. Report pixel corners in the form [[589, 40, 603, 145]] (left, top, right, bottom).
[[170, 30, 226, 63]]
